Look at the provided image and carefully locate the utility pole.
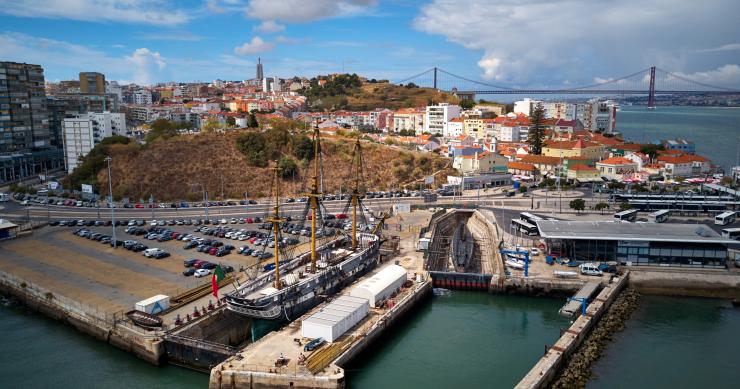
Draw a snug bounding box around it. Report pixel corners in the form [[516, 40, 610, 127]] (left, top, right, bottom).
[[105, 156, 116, 248]]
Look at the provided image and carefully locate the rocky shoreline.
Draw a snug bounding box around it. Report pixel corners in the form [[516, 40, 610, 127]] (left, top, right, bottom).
[[550, 288, 641, 389]]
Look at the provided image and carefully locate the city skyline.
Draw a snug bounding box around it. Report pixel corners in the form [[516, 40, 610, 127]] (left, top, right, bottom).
[[0, 0, 738, 87]]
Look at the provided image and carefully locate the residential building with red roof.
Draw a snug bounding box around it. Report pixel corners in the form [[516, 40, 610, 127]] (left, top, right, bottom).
[[596, 156, 637, 180]]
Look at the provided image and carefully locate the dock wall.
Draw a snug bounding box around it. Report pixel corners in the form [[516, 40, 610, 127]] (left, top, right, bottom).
[[628, 267, 740, 299], [515, 272, 629, 389], [0, 271, 165, 365]]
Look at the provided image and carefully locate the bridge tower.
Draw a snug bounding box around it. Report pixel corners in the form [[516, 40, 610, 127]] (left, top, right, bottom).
[[647, 66, 656, 109], [433, 67, 438, 90]]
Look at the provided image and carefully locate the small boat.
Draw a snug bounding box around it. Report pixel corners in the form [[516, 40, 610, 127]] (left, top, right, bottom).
[[506, 259, 525, 270], [126, 310, 163, 329], [553, 270, 578, 278], [505, 253, 527, 261], [433, 288, 452, 296]]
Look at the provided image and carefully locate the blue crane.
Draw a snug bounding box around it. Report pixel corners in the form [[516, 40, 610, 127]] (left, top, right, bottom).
[[499, 249, 531, 278]]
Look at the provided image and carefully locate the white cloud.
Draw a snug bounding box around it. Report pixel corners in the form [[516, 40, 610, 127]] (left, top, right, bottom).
[[254, 20, 285, 33], [0, 0, 190, 26], [413, 0, 740, 86], [245, 0, 376, 23], [138, 31, 203, 41], [671, 64, 740, 87], [234, 36, 275, 55], [125, 48, 167, 85], [697, 43, 740, 53]]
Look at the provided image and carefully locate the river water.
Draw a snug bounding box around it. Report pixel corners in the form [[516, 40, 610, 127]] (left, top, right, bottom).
[[617, 106, 740, 171], [589, 295, 740, 389]]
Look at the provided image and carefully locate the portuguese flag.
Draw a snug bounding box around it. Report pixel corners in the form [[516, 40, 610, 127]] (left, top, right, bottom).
[[212, 265, 226, 298]]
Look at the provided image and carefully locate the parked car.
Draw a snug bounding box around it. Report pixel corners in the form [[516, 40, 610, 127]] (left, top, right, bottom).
[[580, 262, 603, 276], [183, 268, 195, 276], [194, 269, 210, 277]]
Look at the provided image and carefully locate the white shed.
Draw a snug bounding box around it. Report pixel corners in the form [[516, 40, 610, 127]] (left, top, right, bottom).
[[135, 294, 170, 314], [350, 265, 407, 307], [301, 295, 369, 342]]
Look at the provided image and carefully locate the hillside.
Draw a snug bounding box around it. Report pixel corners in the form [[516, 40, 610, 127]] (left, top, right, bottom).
[[303, 74, 459, 111], [96, 131, 454, 202]]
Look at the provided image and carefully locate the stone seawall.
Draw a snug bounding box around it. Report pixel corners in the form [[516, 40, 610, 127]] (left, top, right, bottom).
[[628, 268, 740, 299], [515, 272, 629, 389], [0, 271, 165, 366]]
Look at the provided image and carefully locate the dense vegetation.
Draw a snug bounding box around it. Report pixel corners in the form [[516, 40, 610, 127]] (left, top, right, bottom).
[[65, 135, 131, 192], [301, 73, 459, 111]]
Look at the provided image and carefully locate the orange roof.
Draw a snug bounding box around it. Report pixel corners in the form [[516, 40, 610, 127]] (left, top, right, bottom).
[[520, 155, 561, 165], [507, 161, 536, 171], [545, 140, 601, 150], [658, 154, 708, 164], [598, 156, 635, 165], [569, 164, 597, 172]]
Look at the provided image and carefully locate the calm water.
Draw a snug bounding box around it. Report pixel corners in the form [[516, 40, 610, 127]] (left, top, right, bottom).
[[589, 295, 740, 389], [0, 301, 208, 389], [617, 106, 740, 170], [346, 291, 569, 388]]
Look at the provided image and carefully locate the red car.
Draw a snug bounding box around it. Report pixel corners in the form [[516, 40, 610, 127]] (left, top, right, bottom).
[[172, 232, 181, 239], [134, 203, 144, 208], [336, 213, 347, 219], [208, 247, 218, 255], [245, 218, 254, 223], [193, 260, 207, 268]]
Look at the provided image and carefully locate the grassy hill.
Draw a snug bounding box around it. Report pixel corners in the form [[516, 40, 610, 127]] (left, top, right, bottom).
[[303, 74, 459, 111], [93, 131, 454, 202]]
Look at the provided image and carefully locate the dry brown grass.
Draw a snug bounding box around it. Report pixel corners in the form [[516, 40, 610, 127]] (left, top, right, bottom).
[[98, 131, 455, 202]]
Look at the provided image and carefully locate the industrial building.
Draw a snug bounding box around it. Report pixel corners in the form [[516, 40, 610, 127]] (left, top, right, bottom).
[[537, 220, 735, 268], [350, 264, 407, 307], [301, 295, 369, 343]]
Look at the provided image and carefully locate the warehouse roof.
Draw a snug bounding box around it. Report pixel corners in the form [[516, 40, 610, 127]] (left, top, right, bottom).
[[536, 221, 737, 244]]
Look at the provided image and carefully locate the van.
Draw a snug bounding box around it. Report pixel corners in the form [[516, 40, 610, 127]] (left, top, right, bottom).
[[143, 248, 161, 258], [579, 262, 603, 276]]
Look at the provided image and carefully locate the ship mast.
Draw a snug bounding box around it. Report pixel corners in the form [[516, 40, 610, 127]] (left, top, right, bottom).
[[267, 163, 283, 289], [350, 137, 363, 250], [307, 125, 323, 273]]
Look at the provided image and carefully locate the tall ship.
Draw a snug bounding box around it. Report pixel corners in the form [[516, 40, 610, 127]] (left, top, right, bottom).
[[225, 128, 383, 321]]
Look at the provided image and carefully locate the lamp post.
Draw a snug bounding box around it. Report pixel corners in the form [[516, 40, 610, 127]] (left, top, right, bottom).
[[105, 156, 116, 248]]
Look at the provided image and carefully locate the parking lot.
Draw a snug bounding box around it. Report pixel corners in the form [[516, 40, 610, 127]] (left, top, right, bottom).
[[0, 215, 350, 314]]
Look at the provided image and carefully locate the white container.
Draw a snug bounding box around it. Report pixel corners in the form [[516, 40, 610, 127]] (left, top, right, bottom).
[[301, 295, 369, 342], [350, 265, 407, 307], [417, 238, 430, 251], [135, 294, 170, 314]]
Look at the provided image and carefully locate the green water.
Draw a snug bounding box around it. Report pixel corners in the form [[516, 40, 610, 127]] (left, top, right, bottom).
[[617, 106, 740, 170], [0, 300, 208, 389], [345, 291, 569, 388], [589, 295, 740, 389]]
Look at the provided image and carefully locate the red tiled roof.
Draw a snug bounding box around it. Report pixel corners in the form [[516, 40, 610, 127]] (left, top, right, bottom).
[[519, 155, 561, 165], [569, 164, 597, 172], [507, 161, 536, 171], [598, 156, 635, 165]]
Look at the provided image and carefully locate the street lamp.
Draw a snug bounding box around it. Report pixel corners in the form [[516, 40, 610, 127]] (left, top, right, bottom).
[[105, 156, 117, 248]]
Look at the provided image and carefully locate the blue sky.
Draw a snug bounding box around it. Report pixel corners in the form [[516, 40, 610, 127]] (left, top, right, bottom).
[[1, 0, 739, 88]]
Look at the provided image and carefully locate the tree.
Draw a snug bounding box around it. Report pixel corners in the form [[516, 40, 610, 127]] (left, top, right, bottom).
[[569, 198, 586, 213], [619, 202, 632, 211], [278, 156, 298, 179], [146, 119, 178, 142], [293, 135, 315, 161], [640, 143, 665, 161], [247, 112, 258, 128], [527, 102, 545, 155], [459, 99, 475, 110], [202, 118, 222, 133], [235, 132, 268, 167], [226, 116, 236, 127], [594, 202, 609, 214]]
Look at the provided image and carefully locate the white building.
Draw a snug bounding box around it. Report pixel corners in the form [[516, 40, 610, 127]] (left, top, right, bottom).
[[424, 103, 461, 136], [543, 101, 576, 120], [106, 81, 123, 102], [577, 99, 618, 133], [445, 118, 465, 138], [133, 89, 152, 105], [62, 112, 126, 173], [513, 98, 542, 116]]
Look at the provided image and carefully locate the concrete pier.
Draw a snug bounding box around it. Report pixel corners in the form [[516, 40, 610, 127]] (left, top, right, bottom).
[[208, 278, 432, 389], [515, 271, 629, 389]]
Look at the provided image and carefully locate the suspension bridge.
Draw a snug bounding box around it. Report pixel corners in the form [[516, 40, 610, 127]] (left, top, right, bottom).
[[394, 66, 740, 108]]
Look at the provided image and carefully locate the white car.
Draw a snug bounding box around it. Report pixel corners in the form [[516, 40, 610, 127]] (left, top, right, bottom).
[[580, 263, 603, 276], [529, 248, 540, 256], [220, 219, 228, 224], [194, 268, 210, 278], [150, 220, 158, 226], [143, 248, 163, 258]]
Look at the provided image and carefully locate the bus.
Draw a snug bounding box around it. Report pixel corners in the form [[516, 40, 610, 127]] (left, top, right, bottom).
[[520, 212, 544, 225], [714, 211, 736, 226], [648, 209, 670, 223], [511, 219, 538, 236], [614, 209, 638, 222], [721, 228, 740, 240]]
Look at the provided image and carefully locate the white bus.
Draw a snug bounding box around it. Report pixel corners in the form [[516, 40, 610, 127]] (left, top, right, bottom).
[[614, 209, 638, 222], [511, 219, 538, 236], [0, 193, 9, 202], [520, 212, 544, 225], [721, 228, 740, 240], [648, 209, 670, 223], [714, 211, 736, 226]]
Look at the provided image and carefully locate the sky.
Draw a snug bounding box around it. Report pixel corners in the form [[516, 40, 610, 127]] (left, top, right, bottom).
[[0, 0, 739, 88]]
